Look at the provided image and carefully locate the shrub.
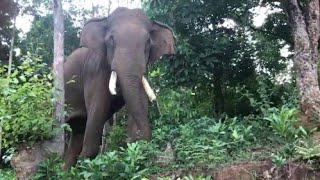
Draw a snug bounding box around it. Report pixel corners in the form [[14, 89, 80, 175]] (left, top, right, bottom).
[[175, 117, 255, 165], [0, 169, 15, 180], [0, 53, 54, 154], [295, 138, 320, 160], [151, 88, 204, 124], [34, 142, 149, 180], [264, 106, 306, 142]]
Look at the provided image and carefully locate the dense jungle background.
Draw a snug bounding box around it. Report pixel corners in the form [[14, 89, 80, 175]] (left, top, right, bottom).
[[1, 0, 320, 179]]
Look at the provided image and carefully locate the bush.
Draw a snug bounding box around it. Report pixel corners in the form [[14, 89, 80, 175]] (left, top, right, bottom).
[[34, 142, 149, 180], [151, 88, 204, 124], [0, 169, 15, 180], [175, 117, 255, 165], [264, 106, 300, 142], [0, 54, 54, 156]]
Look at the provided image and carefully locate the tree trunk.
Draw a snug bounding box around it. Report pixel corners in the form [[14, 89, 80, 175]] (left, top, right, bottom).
[[213, 62, 224, 116], [91, 1, 95, 17], [53, 0, 65, 154], [285, 0, 320, 122], [7, 9, 17, 78], [107, 0, 112, 15], [11, 1, 65, 178], [91, 0, 98, 17]]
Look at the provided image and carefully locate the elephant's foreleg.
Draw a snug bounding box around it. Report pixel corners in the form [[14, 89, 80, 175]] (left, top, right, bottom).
[[81, 89, 110, 158], [62, 133, 84, 170]]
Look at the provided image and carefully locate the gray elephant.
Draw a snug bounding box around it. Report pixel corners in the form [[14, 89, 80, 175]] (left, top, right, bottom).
[[63, 7, 175, 170]]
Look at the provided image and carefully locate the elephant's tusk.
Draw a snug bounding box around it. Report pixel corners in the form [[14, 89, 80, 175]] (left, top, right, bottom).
[[142, 76, 156, 102], [109, 71, 117, 95]]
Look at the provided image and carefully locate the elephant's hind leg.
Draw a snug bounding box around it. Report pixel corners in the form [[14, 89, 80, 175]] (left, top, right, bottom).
[[62, 113, 86, 170]]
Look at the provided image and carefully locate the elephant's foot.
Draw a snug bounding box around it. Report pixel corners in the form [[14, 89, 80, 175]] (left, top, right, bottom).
[[79, 146, 100, 159], [62, 158, 76, 171], [80, 127, 104, 159], [79, 142, 100, 159]]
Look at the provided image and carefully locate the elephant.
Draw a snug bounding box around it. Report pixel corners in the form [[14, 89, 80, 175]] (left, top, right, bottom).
[[62, 7, 175, 170]]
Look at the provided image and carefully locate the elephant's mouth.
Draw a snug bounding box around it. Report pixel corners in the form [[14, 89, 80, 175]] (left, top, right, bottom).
[[108, 71, 156, 102]]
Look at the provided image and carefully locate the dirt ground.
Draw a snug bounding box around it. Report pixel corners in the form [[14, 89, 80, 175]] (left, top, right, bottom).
[[150, 160, 320, 180]]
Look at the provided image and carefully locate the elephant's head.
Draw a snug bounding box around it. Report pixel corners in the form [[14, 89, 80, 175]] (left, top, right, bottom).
[[79, 7, 175, 140]]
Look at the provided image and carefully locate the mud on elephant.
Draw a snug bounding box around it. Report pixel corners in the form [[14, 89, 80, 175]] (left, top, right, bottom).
[[63, 7, 175, 170]]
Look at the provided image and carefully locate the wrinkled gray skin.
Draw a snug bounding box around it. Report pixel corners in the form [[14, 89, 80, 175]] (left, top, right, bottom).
[[63, 7, 175, 170]]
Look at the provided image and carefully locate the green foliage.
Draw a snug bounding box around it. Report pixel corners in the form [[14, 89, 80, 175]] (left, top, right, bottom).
[[238, 75, 298, 117], [19, 13, 80, 65], [2, 147, 15, 164], [271, 153, 287, 167], [0, 169, 15, 180], [1, 1, 308, 178], [148, 88, 212, 148], [144, 0, 293, 118], [31, 90, 308, 179], [0, 0, 19, 63], [34, 142, 149, 180], [33, 153, 62, 179], [152, 88, 206, 123], [35, 114, 261, 178], [262, 105, 318, 167], [0, 53, 54, 150], [175, 117, 255, 165], [144, 0, 257, 116], [264, 106, 308, 143], [106, 124, 127, 151], [295, 138, 320, 160]]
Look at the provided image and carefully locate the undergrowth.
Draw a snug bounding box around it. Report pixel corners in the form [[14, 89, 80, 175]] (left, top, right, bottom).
[[1, 68, 319, 179]]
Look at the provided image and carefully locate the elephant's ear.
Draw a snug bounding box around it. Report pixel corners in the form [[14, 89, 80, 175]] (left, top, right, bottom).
[[80, 17, 108, 52], [149, 21, 176, 64]]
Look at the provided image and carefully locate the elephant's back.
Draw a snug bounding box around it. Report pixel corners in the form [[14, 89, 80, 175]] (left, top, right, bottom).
[[64, 48, 88, 114], [64, 48, 88, 81]]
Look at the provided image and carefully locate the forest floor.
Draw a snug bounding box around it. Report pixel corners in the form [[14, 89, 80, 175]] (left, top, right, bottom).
[[150, 160, 320, 180], [149, 133, 320, 180]]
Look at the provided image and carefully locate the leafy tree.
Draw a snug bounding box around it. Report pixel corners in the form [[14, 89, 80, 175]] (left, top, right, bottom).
[[144, 0, 290, 116], [0, 54, 54, 150], [0, 0, 18, 63], [20, 13, 79, 65]]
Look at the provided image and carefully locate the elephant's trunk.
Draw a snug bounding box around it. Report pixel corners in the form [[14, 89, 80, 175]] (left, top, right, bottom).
[[109, 71, 156, 102], [117, 73, 151, 140]]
